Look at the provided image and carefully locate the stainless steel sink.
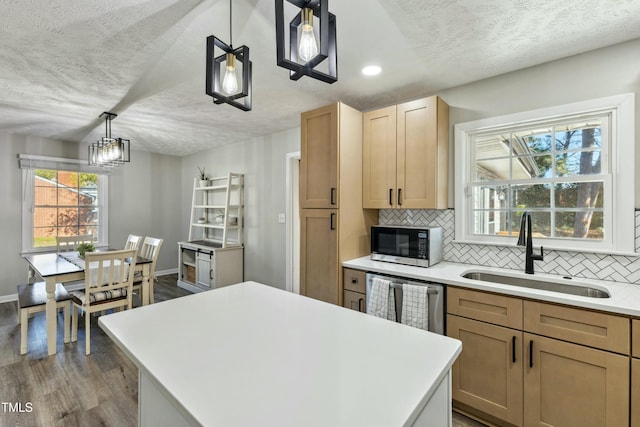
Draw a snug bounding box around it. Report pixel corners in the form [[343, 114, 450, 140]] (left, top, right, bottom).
[[461, 271, 611, 298]]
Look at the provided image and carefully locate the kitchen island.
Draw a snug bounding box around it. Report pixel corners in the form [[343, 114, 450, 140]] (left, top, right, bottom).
[[99, 281, 461, 427]]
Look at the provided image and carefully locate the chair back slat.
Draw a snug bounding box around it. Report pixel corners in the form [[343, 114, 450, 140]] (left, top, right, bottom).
[[56, 234, 94, 252], [83, 249, 137, 306], [125, 234, 142, 252]]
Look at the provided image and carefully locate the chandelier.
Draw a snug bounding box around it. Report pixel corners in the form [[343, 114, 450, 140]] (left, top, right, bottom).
[[88, 112, 130, 167]]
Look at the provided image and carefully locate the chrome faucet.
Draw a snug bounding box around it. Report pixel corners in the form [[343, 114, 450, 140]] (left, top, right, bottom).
[[516, 211, 544, 274]]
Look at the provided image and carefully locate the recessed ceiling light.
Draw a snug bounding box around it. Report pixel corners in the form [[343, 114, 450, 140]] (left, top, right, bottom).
[[362, 65, 382, 76]]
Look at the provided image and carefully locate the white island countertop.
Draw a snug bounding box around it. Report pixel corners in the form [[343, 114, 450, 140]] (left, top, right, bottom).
[[99, 281, 461, 427]]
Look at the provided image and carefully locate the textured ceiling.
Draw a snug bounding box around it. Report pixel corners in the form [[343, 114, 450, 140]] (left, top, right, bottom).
[[1, 0, 640, 156]]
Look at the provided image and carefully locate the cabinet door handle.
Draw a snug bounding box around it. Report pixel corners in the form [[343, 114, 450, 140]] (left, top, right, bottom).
[[512, 336, 516, 363], [529, 340, 533, 368], [330, 187, 336, 205], [351, 278, 357, 284], [398, 188, 402, 205], [389, 189, 393, 206], [358, 298, 363, 312], [330, 213, 336, 230], [210, 269, 213, 280]]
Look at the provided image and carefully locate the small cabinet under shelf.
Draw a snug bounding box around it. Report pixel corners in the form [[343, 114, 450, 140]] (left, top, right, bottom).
[[177, 241, 243, 293]]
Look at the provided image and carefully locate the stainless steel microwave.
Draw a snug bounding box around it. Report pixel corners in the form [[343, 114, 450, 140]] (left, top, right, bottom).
[[370, 225, 443, 267]]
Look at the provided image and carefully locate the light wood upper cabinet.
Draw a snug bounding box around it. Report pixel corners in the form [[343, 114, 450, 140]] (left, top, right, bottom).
[[524, 333, 629, 427], [300, 103, 338, 209], [363, 106, 396, 208], [363, 96, 449, 209]]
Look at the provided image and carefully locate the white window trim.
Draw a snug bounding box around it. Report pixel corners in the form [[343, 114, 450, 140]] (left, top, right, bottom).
[[454, 93, 635, 255], [20, 156, 110, 254]]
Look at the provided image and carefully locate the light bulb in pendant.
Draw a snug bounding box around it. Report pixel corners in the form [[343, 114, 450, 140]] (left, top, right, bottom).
[[222, 53, 239, 94], [298, 8, 318, 62]]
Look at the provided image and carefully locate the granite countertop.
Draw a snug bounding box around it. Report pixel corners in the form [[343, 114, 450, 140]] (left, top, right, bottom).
[[343, 257, 640, 318]]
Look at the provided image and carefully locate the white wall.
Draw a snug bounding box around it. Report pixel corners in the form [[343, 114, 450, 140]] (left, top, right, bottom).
[[181, 128, 300, 288], [0, 131, 181, 298], [438, 38, 640, 207]]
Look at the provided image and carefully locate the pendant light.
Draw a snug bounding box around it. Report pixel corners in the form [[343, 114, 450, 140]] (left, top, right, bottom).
[[88, 112, 130, 167], [206, 0, 252, 111], [275, 0, 337, 84]]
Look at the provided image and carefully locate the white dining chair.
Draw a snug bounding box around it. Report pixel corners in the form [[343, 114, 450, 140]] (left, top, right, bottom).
[[17, 282, 71, 355], [56, 234, 94, 252], [70, 249, 137, 355], [124, 234, 142, 252], [133, 237, 164, 305]]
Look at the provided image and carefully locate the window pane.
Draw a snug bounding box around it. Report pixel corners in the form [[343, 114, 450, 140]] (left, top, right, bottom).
[[513, 128, 553, 153], [473, 210, 509, 236], [555, 182, 604, 208], [555, 124, 601, 151], [510, 211, 551, 238], [512, 155, 551, 179], [555, 211, 603, 239], [472, 185, 508, 210], [58, 187, 78, 204], [511, 184, 551, 209], [474, 134, 510, 160], [555, 151, 601, 176], [34, 207, 57, 228], [78, 208, 98, 226]]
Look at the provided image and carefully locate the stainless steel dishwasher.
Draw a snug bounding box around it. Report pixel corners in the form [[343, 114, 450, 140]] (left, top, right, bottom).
[[365, 272, 445, 334]]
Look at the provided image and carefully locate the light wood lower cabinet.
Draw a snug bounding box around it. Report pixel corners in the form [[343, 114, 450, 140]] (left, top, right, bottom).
[[300, 209, 338, 304], [633, 358, 640, 427], [524, 333, 629, 427], [343, 268, 366, 313], [447, 314, 523, 426], [448, 286, 631, 427]]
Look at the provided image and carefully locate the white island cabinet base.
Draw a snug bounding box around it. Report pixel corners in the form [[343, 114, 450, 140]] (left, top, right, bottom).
[[99, 281, 461, 427]]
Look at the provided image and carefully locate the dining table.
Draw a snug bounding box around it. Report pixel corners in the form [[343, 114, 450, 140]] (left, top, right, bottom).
[[22, 250, 153, 356]]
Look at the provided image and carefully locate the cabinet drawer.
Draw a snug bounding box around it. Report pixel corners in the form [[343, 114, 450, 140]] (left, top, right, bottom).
[[343, 290, 366, 313], [633, 319, 640, 358], [343, 268, 366, 294], [524, 301, 630, 354], [447, 287, 523, 329]]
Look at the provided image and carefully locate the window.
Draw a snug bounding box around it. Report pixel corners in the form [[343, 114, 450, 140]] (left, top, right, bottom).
[[455, 94, 635, 254], [20, 156, 109, 253]]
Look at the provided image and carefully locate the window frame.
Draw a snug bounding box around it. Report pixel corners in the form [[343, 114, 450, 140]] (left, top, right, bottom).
[[454, 93, 635, 254], [20, 156, 109, 253]]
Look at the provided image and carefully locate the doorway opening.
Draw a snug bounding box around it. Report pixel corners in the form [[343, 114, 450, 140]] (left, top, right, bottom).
[[285, 152, 300, 293]]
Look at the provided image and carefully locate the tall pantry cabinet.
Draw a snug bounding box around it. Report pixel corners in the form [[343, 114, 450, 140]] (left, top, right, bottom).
[[299, 103, 377, 305]]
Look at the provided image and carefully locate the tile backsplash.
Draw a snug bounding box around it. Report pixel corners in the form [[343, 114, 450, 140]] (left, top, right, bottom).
[[379, 209, 640, 285]]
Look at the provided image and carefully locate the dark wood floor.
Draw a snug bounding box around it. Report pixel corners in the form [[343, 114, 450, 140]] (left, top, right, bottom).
[[1, 274, 485, 426]]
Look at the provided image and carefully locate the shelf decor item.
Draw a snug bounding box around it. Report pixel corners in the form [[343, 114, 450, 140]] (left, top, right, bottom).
[[77, 242, 95, 258], [275, 0, 337, 84], [197, 166, 209, 187]]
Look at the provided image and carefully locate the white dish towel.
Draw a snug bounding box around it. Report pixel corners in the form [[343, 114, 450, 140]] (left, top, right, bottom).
[[401, 284, 429, 331], [367, 277, 396, 321]]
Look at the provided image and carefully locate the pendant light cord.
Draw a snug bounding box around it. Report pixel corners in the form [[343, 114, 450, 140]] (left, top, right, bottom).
[[229, 0, 233, 48]]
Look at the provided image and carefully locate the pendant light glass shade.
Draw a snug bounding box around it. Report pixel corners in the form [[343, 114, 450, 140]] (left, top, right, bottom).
[[88, 112, 130, 167], [275, 0, 337, 84]]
